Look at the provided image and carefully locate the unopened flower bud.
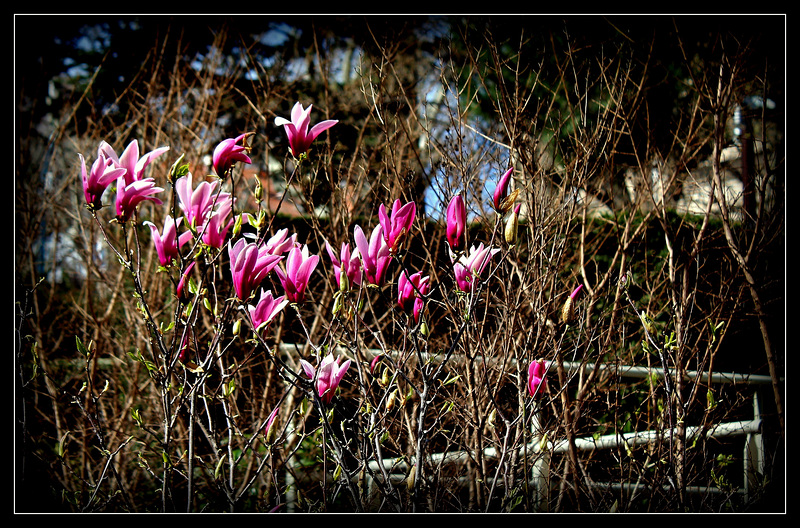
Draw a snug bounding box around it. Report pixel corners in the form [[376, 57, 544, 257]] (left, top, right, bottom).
[[254, 177, 264, 203], [339, 266, 349, 294], [386, 388, 398, 412], [406, 464, 416, 491], [419, 318, 429, 336], [560, 284, 583, 325], [504, 203, 522, 244], [169, 153, 188, 183], [380, 366, 391, 388], [332, 291, 343, 316], [233, 213, 244, 237]]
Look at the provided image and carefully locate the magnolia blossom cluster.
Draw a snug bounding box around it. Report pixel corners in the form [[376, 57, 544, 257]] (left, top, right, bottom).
[[80, 139, 169, 221], [443, 167, 516, 295], [323, 198, 431, 326], [77, 100, 581, 413], [78, 100, 336, 301], [397, 269, 431, 324], [228, 228, 314, 333]]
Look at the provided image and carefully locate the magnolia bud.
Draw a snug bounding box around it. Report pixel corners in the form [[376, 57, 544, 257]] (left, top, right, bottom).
[[560, 296, 575, 325], [380, 366, 391, 388], [419, 318, 429, 336], [385, 388, 398, 412], [332, 291, 343, 316], [232, 319, 242, 336], [339, 266, 349, 294], [168, 153, 188, 183], [504, 203, 522, 244], [406, 464, 417, 491], [233, 213, 243, 237], [485, 408, 497, 432], [560, 285, 583, 325], [254, 177, 264, 203]]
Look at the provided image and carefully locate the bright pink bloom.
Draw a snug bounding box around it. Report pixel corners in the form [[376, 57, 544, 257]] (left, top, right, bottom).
[[492, 167, 514, 212], [264, 228, 298, 255], [175, 173, 229, 229], [115, 176, 164, 222], [201, 194, 235, 248], [144, 215, 193, 267], [325, 240, 363, 288], [212, 133, 252, 176], [79, 152, 126, 210], [452, 243, 501, 293], [300, 353, 351, 405], [527, 359, 548, 398], [274, 102, 338, 158], [570, 284, 583, 300], [353, 224, 392, 287], [99, 139, 169, 187], [397, 269, 430, 324], [102, 137, 169, 222], [274, 245, 319, 304], [248, 288, 289, 332], [378, 199, 416, 254], [446, 194, 467, 251], [228, 238, 283, 301]]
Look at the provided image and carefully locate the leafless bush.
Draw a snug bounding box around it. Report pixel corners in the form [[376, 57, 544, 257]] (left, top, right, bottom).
[[15, 16, 784, 513]]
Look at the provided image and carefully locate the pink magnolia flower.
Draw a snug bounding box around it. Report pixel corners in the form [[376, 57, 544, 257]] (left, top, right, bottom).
[[228, 238, 284, 301], [200, 194, 235, 249], [300, 353, 351, 405], [99, 139, 169, 187], [212, 133, 252, 176], [325, 240, 363, 289], [397, 269, 430, 324], [79, 152, 126, 210], [353, 224, 392, 287], [264, 228, 298, 256], [452, 243, 501, 293], [446, 194, 467, 251], [527, 359, 548, 398], [274, 245, 319, 304], [492, 167, 515, 213], [378, 199, 416, 254], [144, 215, 193, 267], [274, 102, 338, 158], [115, 176, 164, 222], [175, 173, 229, 229], [248, 288, 289, 333]]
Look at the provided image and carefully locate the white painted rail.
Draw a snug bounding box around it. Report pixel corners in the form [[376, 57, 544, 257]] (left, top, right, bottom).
[[276, 344, 775, 511]]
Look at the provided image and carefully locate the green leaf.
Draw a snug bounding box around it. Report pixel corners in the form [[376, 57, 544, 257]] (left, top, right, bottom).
[[76, 335, 91, 358]]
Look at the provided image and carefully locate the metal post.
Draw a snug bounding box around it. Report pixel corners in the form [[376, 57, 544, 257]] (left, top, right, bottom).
[[530, 410, 550, 511], [743, 390, 765, 503]]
